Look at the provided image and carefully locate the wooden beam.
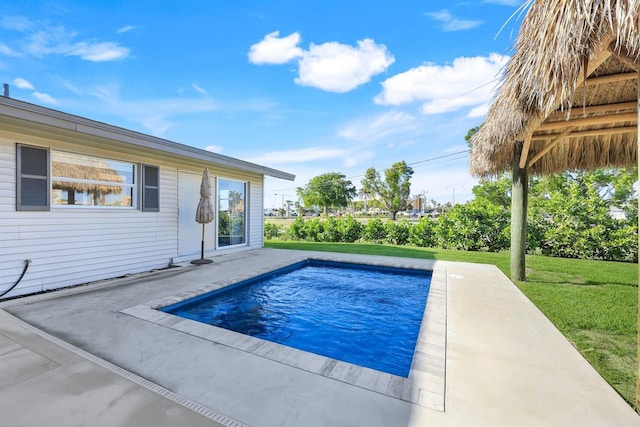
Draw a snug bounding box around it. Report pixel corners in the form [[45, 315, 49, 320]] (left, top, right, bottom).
[[585, 72, 637, 86], [531, 126, 637, 140], [550, 102, 637, 118], [608, 41, 639, 71], [635, 59, 639, 411], [518, 135, 532, 169], [516, 36, 615, 140], [538, 112, 637, 131], [528, 127, 576, 167]]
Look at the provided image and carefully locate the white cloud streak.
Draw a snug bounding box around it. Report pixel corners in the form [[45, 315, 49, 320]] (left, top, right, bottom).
[[192, 83, 208, 96], [248, 147, 349, 166], [0, 43, 21, 57], [88, 84, 219, 135], [116, 25, 135, 34], [375, 53, 508, 116], [338, 111, 419, 142], [32, 92, 58, 104], [205, 145, 223, 153], [3, 17, 130, 62], [426, 10, 483, 31]]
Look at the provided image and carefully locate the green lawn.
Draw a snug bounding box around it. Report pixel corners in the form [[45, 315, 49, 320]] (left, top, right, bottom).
[[265, 240, 638, 407]]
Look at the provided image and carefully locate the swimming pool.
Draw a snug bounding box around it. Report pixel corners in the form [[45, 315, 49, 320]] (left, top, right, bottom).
[[161, 260, 432, 377], [123, 255, 447, 408]]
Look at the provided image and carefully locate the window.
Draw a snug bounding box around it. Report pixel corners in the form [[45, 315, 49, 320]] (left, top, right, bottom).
[[142, 165, 160, 212], [218, 178, 246, 247], [16, 146, 160, 212], [16, 144, 50, 211], [51, 151, 136, 208]]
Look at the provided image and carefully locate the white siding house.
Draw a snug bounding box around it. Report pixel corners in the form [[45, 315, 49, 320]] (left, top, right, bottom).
[[0, 96, 294, 298]]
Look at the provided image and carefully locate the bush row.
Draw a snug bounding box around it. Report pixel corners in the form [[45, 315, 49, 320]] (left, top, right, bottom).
[[265, 201, 638, 262]]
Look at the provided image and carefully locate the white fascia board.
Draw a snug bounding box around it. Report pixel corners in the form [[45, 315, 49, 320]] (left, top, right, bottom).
[[0, 97, 295, 181]]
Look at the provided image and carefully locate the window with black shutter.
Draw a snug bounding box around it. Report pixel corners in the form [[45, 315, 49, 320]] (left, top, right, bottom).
[[17, 144, 50, 211], [142, 164, 159, 212]]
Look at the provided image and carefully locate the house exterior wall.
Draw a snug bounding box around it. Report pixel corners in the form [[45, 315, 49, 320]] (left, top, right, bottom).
[[0, 126, 265, 298]]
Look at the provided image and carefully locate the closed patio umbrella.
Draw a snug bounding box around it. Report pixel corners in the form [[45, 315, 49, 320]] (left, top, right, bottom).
[[192, 169, 214, 265]]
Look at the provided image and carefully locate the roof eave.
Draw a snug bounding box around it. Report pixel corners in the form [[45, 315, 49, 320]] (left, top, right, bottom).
[[0, 96, 295, 181]]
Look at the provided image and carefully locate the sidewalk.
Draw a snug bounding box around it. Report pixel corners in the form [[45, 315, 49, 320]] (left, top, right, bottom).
[[0, 309, 234, 427]]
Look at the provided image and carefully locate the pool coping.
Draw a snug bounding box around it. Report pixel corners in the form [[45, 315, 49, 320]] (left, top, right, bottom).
[[120, 256, 447, 411]]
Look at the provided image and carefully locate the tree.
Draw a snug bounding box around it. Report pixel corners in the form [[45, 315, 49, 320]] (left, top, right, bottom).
[[464, 125, 481, 148], [297, 172, 356, 216], [527, 169, 638, 261], [471, 173, 512, 207], [361, 161, 414, 220]]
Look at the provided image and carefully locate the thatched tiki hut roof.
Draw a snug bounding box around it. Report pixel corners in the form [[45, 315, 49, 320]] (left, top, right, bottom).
[[52, 151, 125, 197], [470, 0, 638, 177]]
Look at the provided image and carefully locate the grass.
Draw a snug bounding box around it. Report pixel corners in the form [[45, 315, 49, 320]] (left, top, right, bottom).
[[265, 240, 638, 407]]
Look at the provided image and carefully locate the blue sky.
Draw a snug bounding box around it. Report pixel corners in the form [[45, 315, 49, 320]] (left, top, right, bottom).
[[0, 0, 526, 209]]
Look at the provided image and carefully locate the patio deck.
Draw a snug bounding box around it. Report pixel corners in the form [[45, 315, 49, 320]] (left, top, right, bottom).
[[1, 248, 638, 426]]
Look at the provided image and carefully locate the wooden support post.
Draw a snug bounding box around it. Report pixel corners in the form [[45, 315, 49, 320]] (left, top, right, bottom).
[[511, 140, 528, 282], [635, 65, 639, 410]]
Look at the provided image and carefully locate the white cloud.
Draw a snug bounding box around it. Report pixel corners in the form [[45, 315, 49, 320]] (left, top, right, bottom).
[[0, 43, 21, 57], [13, 77, 34, 90], [338, 111, 418, 142], [0, 16, 34, 32], [483, 0, 523, 5], [32, 92, 58, 104], [88, 84, 219, 135], [205, 145, 223, 153], [468, 104, 490, 118], [116, 25, 135, 34], [248, 147, 349, 166], [192, 83, 208, 96], [375, 53, 508, 116], [295, 38, 394, 93], [66, 41, 129, 61], [248, 31, 303, 64], [426, 10, 482, 31], [3, 18, 130, 62]]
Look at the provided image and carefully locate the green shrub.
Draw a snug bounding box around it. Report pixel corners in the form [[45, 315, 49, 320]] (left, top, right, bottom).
[[385, 220, 411, 245], [287, 218, 307, 240], [339, 215, 364, 243], [304, 217, 324, 242], [363, 218, 387, 244], [322, 216, 341, 242], [264, 222, 281, 239], [410, 216, 436, 247]]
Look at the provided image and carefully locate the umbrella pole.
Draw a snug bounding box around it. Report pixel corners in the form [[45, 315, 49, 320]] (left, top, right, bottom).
[[201, 223, 205, 260], [191, 222, 213, 265]]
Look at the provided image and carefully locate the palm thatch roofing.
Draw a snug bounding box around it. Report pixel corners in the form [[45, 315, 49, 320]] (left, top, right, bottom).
[[470, 0, 639, 177], [52, 151, 125, 195]]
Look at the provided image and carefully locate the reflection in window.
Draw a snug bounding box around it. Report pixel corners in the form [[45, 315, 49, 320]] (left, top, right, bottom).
[[51, 151, 136, 207], [218, 178, 246, 247]]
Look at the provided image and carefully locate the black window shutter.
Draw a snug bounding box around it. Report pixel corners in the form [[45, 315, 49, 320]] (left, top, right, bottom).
[[142, 165, 159, 212], [17, 144, 49, 211]]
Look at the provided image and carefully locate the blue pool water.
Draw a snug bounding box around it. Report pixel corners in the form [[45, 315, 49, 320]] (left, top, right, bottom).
[[162, 260, 432, 377]]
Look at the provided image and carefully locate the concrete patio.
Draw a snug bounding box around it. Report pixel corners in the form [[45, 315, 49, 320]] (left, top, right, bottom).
[[1, 248, 638, 426]]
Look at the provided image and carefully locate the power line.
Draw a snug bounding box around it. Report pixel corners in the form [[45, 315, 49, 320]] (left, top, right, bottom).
[[272, 149, 471, 192]]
